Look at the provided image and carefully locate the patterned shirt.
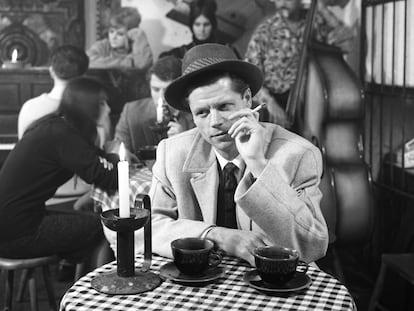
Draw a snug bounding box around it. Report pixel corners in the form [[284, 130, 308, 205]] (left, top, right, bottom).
[[245, 10, 349, 95]]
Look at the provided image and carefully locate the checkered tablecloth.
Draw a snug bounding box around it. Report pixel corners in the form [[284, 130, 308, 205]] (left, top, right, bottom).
[[91, 166, 152, 211], [60, 255, 356, 311]]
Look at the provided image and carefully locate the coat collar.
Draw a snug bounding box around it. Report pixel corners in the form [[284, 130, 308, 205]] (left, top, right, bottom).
[[181, 125, 274, 224]]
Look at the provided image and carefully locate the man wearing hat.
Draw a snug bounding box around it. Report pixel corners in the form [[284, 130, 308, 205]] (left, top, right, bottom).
[[136, 43, 328, 265]]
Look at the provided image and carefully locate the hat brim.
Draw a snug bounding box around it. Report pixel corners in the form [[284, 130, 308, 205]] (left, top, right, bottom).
[[164, 60, 263, 112]]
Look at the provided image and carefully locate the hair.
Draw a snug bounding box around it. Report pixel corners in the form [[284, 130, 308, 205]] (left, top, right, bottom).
[[58, 77, 108, 145], [109, 6, 141, 30], [189, 0, 217, 41], [50, 45, 89, 80], [147, 56, 182, 82]]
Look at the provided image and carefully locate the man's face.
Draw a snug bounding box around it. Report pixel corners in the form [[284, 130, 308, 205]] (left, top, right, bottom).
[[149, 74, 171, 106], [188, 76, 251, 158], [108, 26, 128, 49]]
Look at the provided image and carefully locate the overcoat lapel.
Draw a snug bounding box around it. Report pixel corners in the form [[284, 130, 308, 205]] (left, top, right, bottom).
[[183, 132, 219, 224]]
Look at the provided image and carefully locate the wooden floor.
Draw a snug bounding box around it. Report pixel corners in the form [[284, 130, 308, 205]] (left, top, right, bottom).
[[0, 250, 378, 311]]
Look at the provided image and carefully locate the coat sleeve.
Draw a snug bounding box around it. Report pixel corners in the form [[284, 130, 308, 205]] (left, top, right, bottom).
[[134, 139, 212, 258], [87, 40, 133, 68], [235, 147, 329, 263], [129, 28, 153, 70], [56, 129, 118, 191]]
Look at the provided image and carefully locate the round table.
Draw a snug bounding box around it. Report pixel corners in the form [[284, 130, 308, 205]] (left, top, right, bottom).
[[60, 254, 356, 311]]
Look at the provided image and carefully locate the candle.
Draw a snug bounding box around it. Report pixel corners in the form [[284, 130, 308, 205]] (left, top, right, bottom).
[[2, 49, 24, 69], [11, 49, 18, 63], [156, 96, 164, 124], [118, 142, 130, 218]]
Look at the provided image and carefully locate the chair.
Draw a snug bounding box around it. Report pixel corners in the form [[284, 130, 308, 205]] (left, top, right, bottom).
[[368, 253, 414, 311], [0, 255, 58, 311]]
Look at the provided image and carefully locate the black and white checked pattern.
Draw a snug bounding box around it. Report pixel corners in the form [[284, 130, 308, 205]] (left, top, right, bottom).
[[60, 255, 356, 311], [91, 166, 152, 211]]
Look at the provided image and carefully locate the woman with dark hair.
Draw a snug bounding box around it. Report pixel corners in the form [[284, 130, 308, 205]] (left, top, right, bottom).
[[0, 77, 118, 268], [160, 0, 239, 59]]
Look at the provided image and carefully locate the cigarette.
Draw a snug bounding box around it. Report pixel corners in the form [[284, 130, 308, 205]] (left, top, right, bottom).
[[251, 103, 266, 113]]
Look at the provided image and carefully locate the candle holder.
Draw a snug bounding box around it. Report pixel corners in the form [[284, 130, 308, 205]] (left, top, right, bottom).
[[1, 61, 25, 69], [91, 194, 161, 294]]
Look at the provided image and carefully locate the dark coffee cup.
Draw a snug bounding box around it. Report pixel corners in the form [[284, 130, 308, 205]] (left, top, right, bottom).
[[171, 238, 222, 276], [253, 246, 308, 285]]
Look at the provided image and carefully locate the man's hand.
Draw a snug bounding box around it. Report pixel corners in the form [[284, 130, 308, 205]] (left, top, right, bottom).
[[104, 139, 139, 163], [167, 119, 186, 137], [206, 227, 272, 266], [227, 108, 268, 177]]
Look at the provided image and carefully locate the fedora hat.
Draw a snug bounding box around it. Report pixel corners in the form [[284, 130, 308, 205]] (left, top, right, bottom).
[[164, 43, 263, 112]]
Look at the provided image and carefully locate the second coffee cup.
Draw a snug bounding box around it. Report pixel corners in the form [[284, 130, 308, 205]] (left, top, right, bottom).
[[171, 237, 222, 276], [253, 245, 308, 285]]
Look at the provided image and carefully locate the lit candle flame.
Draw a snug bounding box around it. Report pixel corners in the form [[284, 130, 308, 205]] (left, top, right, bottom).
[[11, 49, 18, 63], [119, 142, 126, 161]]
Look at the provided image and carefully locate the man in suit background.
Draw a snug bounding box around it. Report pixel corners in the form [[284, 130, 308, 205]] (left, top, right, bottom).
[[114, 55, 193, 155]]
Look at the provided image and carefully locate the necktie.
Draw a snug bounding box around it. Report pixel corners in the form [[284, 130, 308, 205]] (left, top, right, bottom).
[[217, 162, 238, 228]]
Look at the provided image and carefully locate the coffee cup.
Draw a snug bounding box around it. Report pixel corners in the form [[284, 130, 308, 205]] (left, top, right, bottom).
[[171, 238, 222, 276], [253, 246, 308, 285]]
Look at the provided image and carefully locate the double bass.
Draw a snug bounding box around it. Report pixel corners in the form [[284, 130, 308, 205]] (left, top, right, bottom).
[[285, 0, 374, 275]]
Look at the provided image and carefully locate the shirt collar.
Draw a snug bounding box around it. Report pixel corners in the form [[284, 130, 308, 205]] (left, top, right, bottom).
[[213, 149, 244, 171]]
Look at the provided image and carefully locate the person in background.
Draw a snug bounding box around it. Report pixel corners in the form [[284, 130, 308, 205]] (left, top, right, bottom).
[[0, 77, 119, 275], [132, 43, 328, 266], [245, 0, 353, 127], [160, 0, 239, 59], [114, 55, 193, 155], [87, 6, 153, 70], [18, 45, 89, 139]]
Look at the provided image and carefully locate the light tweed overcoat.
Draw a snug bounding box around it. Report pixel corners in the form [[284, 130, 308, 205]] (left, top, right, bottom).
[[136, 123, 329, 263]]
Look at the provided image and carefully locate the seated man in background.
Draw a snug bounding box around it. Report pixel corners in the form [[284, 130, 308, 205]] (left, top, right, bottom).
[[87, 6, 153, 70], [245, 0, 353, 127], [18, 45, 89, 139], [132, 43, 328, 266], [114, 55, 194, 155]]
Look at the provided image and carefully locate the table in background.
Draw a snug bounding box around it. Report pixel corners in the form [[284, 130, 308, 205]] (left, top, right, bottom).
[[60, 254, 356, 311], [91, 165, 152, 211]]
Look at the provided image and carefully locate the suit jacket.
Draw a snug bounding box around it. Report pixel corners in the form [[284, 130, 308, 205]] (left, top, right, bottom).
[[134, 123, 328, 263], [114, 98, 161, 153]]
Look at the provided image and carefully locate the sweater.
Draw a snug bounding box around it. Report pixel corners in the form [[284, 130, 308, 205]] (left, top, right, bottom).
[[0, 116, 119, 242]]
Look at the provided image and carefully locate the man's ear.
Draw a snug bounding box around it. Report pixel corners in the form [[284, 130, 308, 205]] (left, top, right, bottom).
[[243, 88, 253, 108]]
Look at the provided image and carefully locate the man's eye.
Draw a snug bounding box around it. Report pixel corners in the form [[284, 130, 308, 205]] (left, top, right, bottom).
[[218, 103, 230, 111], [196, 110, 208, 117]]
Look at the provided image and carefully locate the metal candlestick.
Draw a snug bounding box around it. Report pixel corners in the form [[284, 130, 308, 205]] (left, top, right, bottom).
[[91, 194, 161, 294]]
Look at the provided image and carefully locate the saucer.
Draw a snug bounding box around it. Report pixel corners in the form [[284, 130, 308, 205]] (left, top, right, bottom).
[[243, 270, 312, 295], [159, 262, 225, 285]]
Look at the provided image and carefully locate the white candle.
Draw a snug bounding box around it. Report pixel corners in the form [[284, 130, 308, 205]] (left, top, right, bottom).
[[11, 49, 18, 63], [118, 142, 130, 218], [156, 96, 164, 124]]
